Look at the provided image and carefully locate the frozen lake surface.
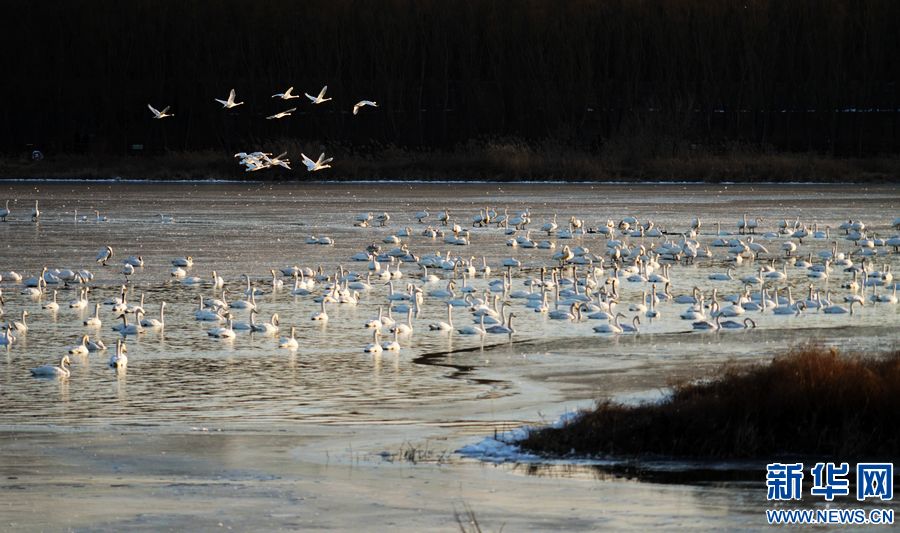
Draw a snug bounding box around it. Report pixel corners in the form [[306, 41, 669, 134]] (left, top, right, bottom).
[[1, 182, 898, 530]]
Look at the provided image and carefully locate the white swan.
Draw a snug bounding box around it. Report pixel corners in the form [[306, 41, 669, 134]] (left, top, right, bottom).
[[305, 85, 332, 104], [708, 268, 734, 281], [381, 329, 401, 352], [141, 302, 166, 329], [43, 289, 60, 311], [311, 300, 329, 321], [352, 100, 377, 115], [390, 308, 414, 335], [720, 317, 757, 329], [31, 200, 40, 222], [0, 325, 15, 346], [301, 152, 333, 172], [208, 318, 236, 339], [593, 312, 625, 334], [68, 335, 90, 356], [0, 200, 9, 221], [486, 312, 515, 335], [428, 303, 454, 331], [147, 104, 174, 119], [253, 313, 280, 334], [279, 326, 299, 349], [692, 315, 721, 330], [108, 339, 127, 368], [84, 303, 102, 327], [215, 88, 244, 108], [5, 310, 29, 332], [172, 256, 193, 267], [68, 287, 89, 309], [272, 86, 300, 100], [113, 312, 144, 335], [364, 329, 383, 353], [457, 315, 486, 336], [30, 355, 71, 378], [96, 245, 114, 265], [267, 107, 297, 120]]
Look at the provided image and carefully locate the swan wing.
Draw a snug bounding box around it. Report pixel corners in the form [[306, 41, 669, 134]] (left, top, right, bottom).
[[147, 104, 160, 116], [317, 85, 328, 99], [160, 106, 170, 115], [305, 92, 316, 102], [227, 88, 236, 104], [215, 98, 228, 106]]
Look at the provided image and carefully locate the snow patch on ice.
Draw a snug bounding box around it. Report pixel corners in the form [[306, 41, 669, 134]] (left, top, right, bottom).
[[456, 410, 582, 463]]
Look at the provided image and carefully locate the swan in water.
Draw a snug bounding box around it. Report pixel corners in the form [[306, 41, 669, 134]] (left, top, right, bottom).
[[708, 268, 734, 281], [215, 88, 244, 108], [593, 312, 625, 334], [270, 269, 284, 290], [4, 310, 29, 332], [428, 303, 454, 331], [31, 200, 40, 222], [0, 325, 15, 346], [720, 317, 757, 329], [352, 100, 378, 115], [390, 308, 414, 335], [96, 245, 114, 265], [272, 86, 300, 100], [108, 339, 127, 368], [113, 312, 144, 335], [253, 313, 280, 334], [207, 317, 236, 338], [823, 300, 858, 315], [140, 302, 166, 329], [363, 329, 383, 354], [30, 355, 71, 378], [311, 300, 329, 321], [267, 107, 297, 120], [84, 303, 102, 327], [279, 326, 299, 350], [194, 295, 224, 321], [172, 256, 193, 267], [43, 290, 60, 311], [69, 288, 89, 309], [457, 315, 486, 336], [147, 104, 174, 119], [381, 329, 401, 352], [0, 200, 8, 221], [486, 312, 515, 335], [620, 316, 641, 333], [68, 335, 90, 356], [305, 85, 332, 104], [692, 315, 721, 330]]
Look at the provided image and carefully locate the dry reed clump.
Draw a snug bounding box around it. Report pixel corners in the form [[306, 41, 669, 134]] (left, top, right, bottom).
[[520, 345, 900, 460]]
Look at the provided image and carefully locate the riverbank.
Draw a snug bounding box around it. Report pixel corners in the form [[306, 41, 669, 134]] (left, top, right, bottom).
[[2, 143, 899, 182], [520, 346, 900, 460]]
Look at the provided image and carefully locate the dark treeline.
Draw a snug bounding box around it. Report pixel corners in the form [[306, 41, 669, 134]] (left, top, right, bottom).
[[4, 0, 899, 160]]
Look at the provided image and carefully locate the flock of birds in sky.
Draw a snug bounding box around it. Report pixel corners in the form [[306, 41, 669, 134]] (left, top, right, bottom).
[[1, 199, 898, 378], [148, 85, 377, 173]]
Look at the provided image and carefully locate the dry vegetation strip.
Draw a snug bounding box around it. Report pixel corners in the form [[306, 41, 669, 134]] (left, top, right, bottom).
[[521, 346, 900, 459]]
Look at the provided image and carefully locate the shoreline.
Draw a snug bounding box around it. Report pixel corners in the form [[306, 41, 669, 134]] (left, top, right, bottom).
[[2, 147, 899, 184]]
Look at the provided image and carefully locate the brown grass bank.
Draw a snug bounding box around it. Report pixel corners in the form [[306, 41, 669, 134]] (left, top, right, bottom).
[[1, 142, 899, 182], [521, 346, 900, 460]]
